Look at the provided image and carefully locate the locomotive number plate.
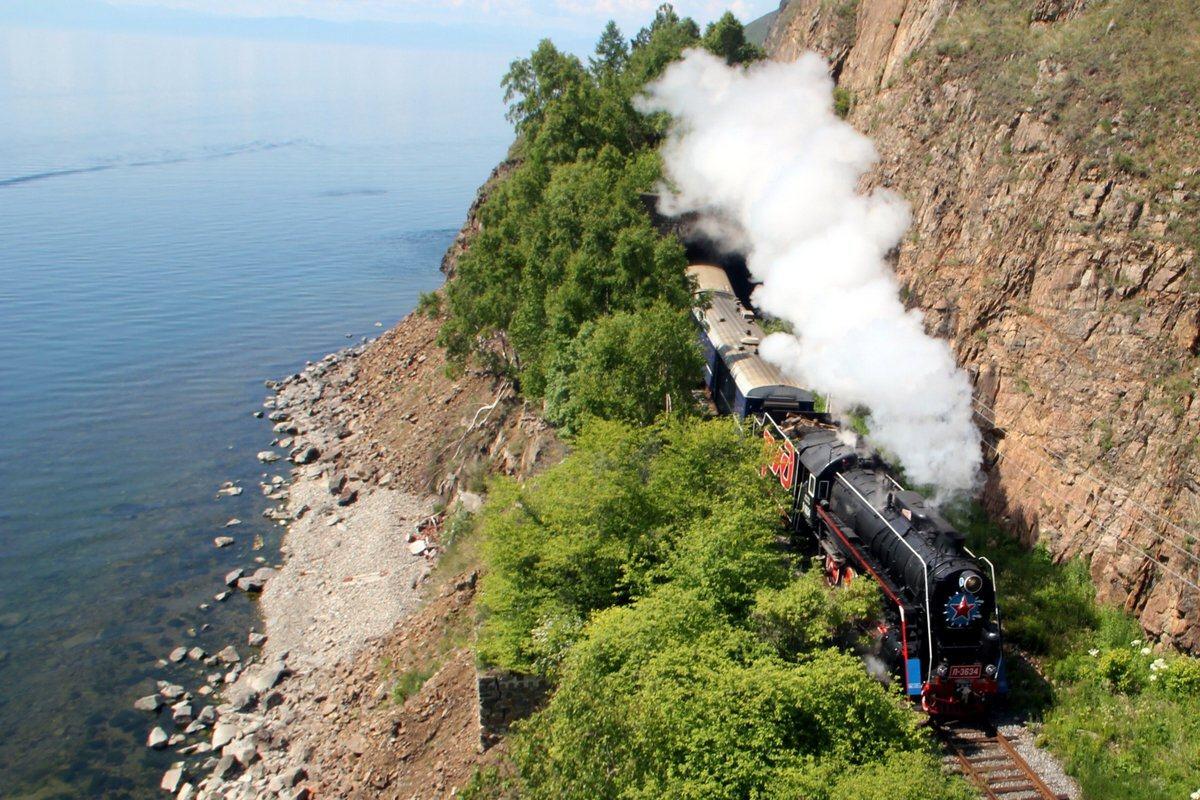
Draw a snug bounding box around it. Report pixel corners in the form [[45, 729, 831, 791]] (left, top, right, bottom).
[[949, 664, 982, 679]]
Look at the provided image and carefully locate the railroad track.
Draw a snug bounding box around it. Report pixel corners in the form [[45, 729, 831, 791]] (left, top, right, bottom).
[[935, 721, 1067, 800]]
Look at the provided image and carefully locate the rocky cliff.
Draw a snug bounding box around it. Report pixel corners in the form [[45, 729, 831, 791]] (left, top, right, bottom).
[[764, 0, 1200, 650]]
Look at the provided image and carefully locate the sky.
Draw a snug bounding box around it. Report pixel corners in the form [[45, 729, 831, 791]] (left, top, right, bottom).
[[1, 0, 780, 53]]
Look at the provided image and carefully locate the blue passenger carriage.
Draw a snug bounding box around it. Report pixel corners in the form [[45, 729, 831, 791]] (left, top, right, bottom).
[[687, 264, 814, 418]]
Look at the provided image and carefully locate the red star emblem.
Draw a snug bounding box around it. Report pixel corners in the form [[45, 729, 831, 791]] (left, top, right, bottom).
[[952, 595, 975, 619]]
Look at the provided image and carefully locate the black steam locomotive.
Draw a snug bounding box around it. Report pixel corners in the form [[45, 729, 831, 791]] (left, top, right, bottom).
[[688, 264, 1005, 714]]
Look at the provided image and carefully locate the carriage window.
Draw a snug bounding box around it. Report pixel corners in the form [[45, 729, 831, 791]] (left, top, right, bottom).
[[818, 481, 828, 500], [807, 474, 816, 495]]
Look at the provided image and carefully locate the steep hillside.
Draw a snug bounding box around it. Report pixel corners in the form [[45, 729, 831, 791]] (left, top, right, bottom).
[[765, 0, 1200, 650]]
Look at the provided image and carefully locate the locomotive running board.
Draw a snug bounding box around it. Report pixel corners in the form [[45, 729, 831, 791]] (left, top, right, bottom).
[[815, 504, 925, 695]]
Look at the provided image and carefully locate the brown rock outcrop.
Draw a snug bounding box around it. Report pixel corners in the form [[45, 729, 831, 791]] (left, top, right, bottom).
[[765, 0, 1200, 650]]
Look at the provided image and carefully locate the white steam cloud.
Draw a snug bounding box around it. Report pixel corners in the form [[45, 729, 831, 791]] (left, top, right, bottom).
[[638, 50, 981, 496]]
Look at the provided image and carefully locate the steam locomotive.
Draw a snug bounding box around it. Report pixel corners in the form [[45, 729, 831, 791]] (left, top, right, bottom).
[[688, 264, 1005, 714]]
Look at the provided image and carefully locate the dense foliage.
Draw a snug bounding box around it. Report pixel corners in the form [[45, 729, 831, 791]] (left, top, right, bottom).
[[437, 6, 763, 431], [953, 505, 1200, 800], [469, 419, 970, 800], [543, 302, 702, 432]]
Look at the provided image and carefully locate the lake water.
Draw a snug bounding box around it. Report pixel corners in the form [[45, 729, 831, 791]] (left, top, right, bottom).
[[0, 27, 512, 797]]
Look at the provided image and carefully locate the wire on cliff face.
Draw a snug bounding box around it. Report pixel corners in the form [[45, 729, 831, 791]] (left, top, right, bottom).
[[975, 396, 1199, 540], [977, 434, 1200, 594], [972, 397, 1200, 571]]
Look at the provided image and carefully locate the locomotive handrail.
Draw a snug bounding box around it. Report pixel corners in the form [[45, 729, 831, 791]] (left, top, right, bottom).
[[835, 473, 935, 669], [964, 548, 1001, 623]]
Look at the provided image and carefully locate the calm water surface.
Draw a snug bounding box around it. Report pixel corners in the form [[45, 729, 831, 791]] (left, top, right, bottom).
[[0, 27, 511, 797]]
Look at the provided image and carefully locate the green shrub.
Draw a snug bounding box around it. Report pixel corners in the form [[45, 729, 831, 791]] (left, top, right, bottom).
[[751, 571, 877, 658], [416, 290, 442, 318], [543, 303, 702, 433], [1156, 656, 1200, 700], [390, 664, 436, 703], [1096, 646, 1146, 694], [833, 86, 854, 118], [476, 417, 779, 673]]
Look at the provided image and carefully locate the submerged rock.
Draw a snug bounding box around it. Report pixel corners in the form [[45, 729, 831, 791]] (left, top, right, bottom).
[[256, 451, 280, 463], [213, 536, 235, 548], [133, 694, 162, 713], [160, 683, 186, 701], [171, 701, 193, 724]]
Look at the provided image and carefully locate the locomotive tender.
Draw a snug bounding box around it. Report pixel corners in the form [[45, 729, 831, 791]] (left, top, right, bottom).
[[687, 264, 1005, 714]]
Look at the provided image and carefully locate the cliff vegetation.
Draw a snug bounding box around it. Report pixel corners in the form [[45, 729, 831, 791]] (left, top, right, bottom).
[[468, 418, 970, 800]]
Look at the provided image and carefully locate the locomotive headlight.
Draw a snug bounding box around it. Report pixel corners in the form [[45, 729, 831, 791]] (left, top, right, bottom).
[[936, 663, 949, 678], [962, 572, 983, 593], [984, 664, 997, 677]]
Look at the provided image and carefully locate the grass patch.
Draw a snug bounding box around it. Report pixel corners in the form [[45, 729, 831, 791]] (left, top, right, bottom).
[[391, 664, 437, 703], [417, 290, 443, 318], [422, 503, 485, 600]]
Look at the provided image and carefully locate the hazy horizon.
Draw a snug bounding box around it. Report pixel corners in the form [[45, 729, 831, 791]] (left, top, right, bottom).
[[1, 0, 778, 57]]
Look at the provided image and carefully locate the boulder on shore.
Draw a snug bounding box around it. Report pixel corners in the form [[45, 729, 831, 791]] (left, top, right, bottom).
[[211, 722, 238, 750], [146, 726, 168, 749], [289, 445, 320, 465], [236, 567, 275, 593], [161, 763, 184, 793]]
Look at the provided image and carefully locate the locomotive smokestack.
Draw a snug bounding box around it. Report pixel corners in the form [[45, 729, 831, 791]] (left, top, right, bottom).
[[638, 51, 982, 498]]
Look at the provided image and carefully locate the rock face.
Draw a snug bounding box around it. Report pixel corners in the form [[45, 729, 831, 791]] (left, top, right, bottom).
[[763, 1, 1200, 650]]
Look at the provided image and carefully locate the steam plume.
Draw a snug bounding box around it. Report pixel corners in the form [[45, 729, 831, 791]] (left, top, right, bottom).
[[639, 50, 981, 496]]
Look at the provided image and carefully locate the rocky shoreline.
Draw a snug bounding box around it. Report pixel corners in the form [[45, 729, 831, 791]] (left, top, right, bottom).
[[129, 293, 562, 798], [130, 342, 439, 799]]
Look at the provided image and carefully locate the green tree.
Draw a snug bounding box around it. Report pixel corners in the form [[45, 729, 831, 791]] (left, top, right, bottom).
[[501, 40, 590, 135], [590, 20, 629, 78], [507, 587, 954, 800], [702, 11, 766, 65], [543, 303, 701, 432]]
